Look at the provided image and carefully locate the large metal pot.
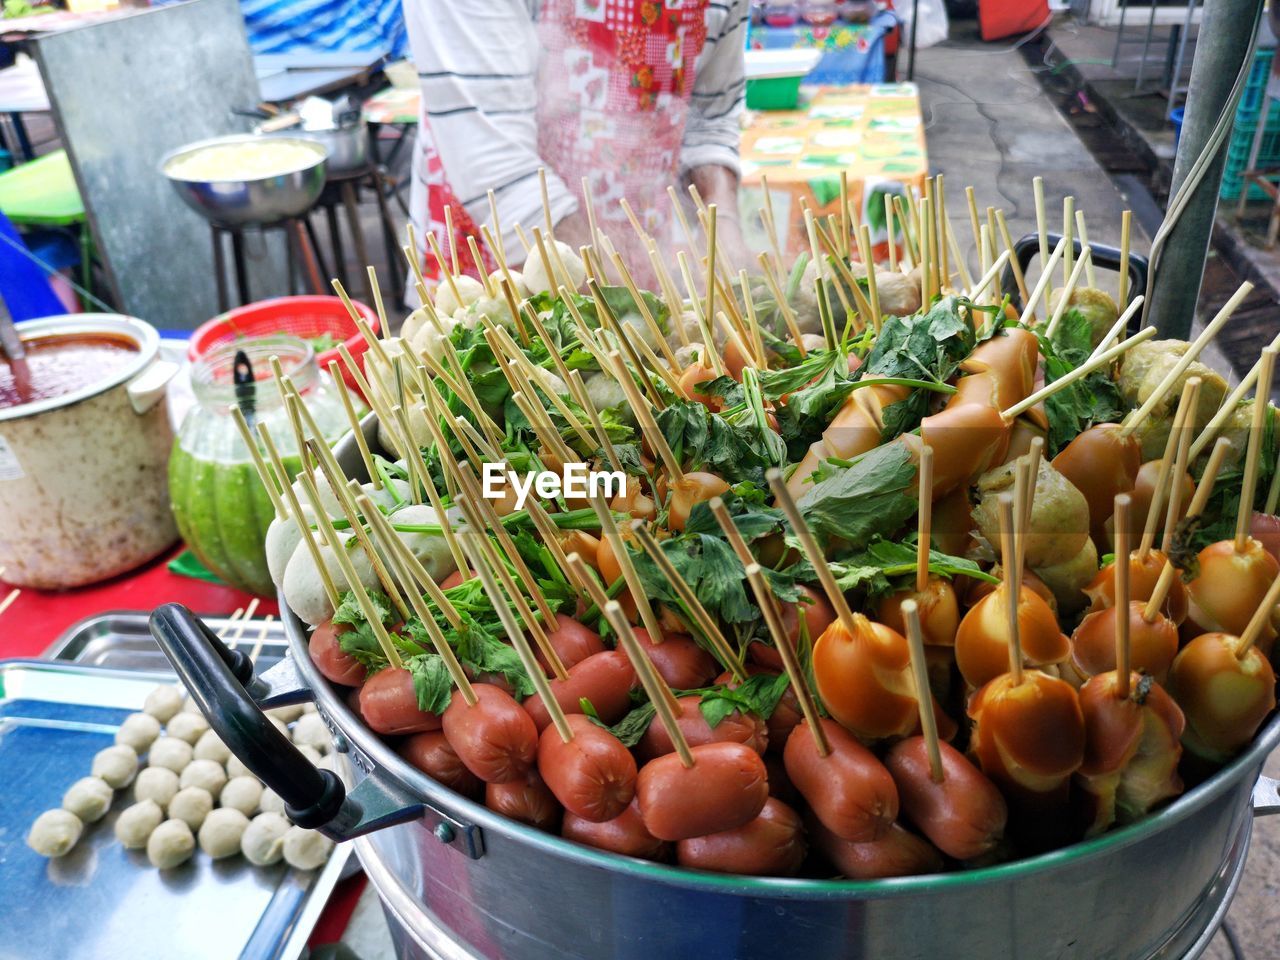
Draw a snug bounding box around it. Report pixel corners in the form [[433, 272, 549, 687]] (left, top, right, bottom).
[[266, 121, 368, 176], [149, 421, 1280, 960], [1, 315, 178, 588]]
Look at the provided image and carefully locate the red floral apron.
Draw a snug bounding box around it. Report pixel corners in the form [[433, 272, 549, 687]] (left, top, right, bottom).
[[417, 0, 709, 282]]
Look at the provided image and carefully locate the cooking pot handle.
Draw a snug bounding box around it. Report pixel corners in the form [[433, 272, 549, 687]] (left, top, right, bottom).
[[1253, 774, 1280, 816], [1003, 232, 1149, 318], [148, 602, 435, 844]]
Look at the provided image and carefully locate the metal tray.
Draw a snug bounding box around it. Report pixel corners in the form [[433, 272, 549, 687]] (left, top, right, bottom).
[[46, 612, 289, 672], [0, 659, 349, 960]]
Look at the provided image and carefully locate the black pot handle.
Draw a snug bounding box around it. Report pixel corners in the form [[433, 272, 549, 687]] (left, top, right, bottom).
[[1003, 232, 1150, 326], [148, 602, 428, 843]]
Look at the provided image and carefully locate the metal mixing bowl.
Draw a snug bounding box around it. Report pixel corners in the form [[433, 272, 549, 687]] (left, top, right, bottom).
[[265, 121, 368, 176], [160, 134, 328, 228]]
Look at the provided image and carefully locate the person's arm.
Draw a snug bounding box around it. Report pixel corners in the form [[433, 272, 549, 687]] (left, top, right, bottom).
[[403, 0, 577, 264], [682, 1, 750, 264]]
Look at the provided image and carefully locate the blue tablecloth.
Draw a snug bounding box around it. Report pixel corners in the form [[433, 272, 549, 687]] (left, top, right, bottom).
[[747, 11, 896, 85]]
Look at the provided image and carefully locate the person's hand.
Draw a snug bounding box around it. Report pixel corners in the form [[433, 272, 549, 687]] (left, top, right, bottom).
[[687, 164, 750, 272]]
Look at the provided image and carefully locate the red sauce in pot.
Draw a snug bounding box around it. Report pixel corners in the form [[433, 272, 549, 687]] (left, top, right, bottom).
[[0, 333, 139, 409]]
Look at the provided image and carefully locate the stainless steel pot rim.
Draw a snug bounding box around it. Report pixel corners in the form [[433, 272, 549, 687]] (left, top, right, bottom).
[[159, 133, 329, 183], [286, 598, 1280, 897], [0, 314, 159, 422]]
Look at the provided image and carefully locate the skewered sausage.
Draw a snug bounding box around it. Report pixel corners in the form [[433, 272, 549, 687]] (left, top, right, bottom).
[[810, 819, 943, 880], [783, 719, 898, 842], [885, 737, 1007, 860], [625, 628, 719, 691], [359, 667, 443, 736], [398, 731, 483, 799], [676, 797, 807, 876], [524, 650, 637, 732], [637, 694, 769, 761], [486, 769, 562, 831], [538, 714, 637, 823], [538, 614, 607, 672], [562, 799, 672, 861], [636, 742, 770, 841], [442, 683, 538, 784]]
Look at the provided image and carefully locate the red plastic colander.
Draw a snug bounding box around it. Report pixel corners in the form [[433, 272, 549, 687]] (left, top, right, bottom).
[[188, 295, 380, 395]]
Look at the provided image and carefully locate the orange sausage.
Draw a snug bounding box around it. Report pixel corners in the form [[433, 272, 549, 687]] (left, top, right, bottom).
[[398, 731, 483, 800], [668, 472, 732, 532], [358, 667, 443, 736], [885, 737, 1007, 860], [537, 714, 637, 823], [636, 741, 769, 841], [1069, 601, 1179, 686], [783, 718, 898, 842], [637, 694, 768, 762], [441, 682, 538, 784], [906, 402, 1010, 497], [955, 584, 1070, 690], [562, 799, 672, 862], [523, 650, 638, 733], [538, 614, 607, 672], [625, 628, 719, 690], [1052, 422, 1141, 546], [676, 797, 807, 876]]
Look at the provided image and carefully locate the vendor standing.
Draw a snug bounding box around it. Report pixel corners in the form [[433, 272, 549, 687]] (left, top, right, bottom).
[[402, 0, 750, 287]]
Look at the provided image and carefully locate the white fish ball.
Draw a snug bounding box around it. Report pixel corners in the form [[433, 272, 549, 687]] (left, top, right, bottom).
[[226, 754, 251, 779], [92, 745, 138, 788], [267, 704, 305, 724], [258, 787, 286, 815], [61, 776, 114, 823], [115, 713, 162, 753], [143, 685, 184, 723], [241, 812, 291, 866], [180, 760, 227, 799], [148, 737, 193, 774], [27, 809, 83, 857], [193, 729, 231, 764], [115, 799, 164, 849], [433, 273, 485, 316], [165, 711, 209, 745], [521, 240, 585, 295], [168, 786, 213, 831], [282, 826, 335, 871], [198, 808, 251, 859], [292, 713, 332, 752], [220, 777, 263, 816], [388, 504, 456, 584], [135, 766, 180, 810], [147, 819, 195, 869], [265, 512, 305, 588]]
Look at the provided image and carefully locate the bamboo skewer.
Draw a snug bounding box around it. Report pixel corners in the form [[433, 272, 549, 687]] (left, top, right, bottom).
[[1236, 571, 1280, 658], [1118, 210, 1132, 306], [758, 254, 806, 354], [916, 445, 934, 594], [903, 599, 943, 782], [606, 351, 683, 483], [743, 562, 830, 757], [1033, 176, 1050, 303], [327, 361, 380, 489], [1114, 494, 1132, 698], [1160, 382, 1199, 554], [1017, 237, 1067, 326], [858, 223, 882, 330], [998, 494, 1024, 686], [967, 250, 1012, 305], [1062, 197, 1075, 287], [886, 193, 898, 273], [604, 600, 694, 766], [360, 492, 464, 632], [587, 490, 667, 650], [231, 408, 288, 520], [1087, 296, 1145, 362], [1002, 326, 1157, 421], [1189, 330, 1280, 461], [1138, 377, 1200, 559], [1235, 348, 1276, 552], [1044, 247, 1093, 338], [259, 424, 339, 609], [995, 210, 1032, 314]]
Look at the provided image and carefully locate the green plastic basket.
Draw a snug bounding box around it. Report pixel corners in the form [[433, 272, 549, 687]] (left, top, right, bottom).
[[1221, 118, 1280, 202]]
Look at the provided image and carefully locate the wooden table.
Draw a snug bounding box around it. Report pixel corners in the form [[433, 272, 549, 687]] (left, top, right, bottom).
[[738, 83, 928, 261]]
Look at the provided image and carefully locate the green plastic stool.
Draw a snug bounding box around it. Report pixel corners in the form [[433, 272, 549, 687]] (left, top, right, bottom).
[[0, 149, 93, 304]]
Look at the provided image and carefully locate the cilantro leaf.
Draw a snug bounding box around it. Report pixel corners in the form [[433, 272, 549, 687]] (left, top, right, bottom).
[[1035, 311, 1125, 456], [606, 702, 658, 747], [796, 442, 919, 545], [406, 654, 454, 715]]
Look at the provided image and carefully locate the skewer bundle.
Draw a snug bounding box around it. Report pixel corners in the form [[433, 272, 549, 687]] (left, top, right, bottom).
[[240, 175, 1278, 880]]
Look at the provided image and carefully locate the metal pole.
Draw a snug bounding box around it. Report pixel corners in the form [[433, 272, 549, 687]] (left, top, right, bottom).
[[1148, 0, 1263, 339], [908, 0, 919, 81]]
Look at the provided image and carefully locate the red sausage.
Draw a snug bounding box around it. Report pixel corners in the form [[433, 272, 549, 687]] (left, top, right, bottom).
[[637, 695, 768, 762], [397, 731, 483, 800], [524, 651, 637, 732], [358, 668, 443, 735], [537, 714, 637, 823], [442, 683, 538, 784], [562, 799, 672, 862], [885, 737, 1008, 861], [810, 819, 944, 879], [636, 741, 769, 841], [538, 614, 606, 672], [627, 628, 719, 690], [783, 719, 898, 842], [486, 769, 561, 831], [777, 585, 837, 649], [676, 797, 807, 876], [440, 569, 476, 589], [309, 622, 366, 686]]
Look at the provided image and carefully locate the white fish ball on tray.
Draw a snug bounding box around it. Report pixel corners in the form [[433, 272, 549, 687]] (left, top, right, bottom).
[[148, 737, 193, 774], [115, 712, 162, 753], [241, 812, 291, 866], [265, 512, 306, 587], [193, 729, 231, 764], [198, 808, 251, 859], [166, 711, 209, 745], [92, 745, 138, 788], [135, 766, 180, 810], [226, 753, 252, 779], [168, 786, 213, 831], [180, 695, 204, 715], [180, 759, 227, 800], [521, 240, 586, 295], [258, 787, 286, 815], [282, 826, 334, 871], [61, 776, 114, 823], [143, 685, 185, 723], [147, 819, 195, 870], [220, 776, 263, 816], [292, 711, 333, 753], [267, 704, 305, 725], [387, 504, 457, 586], [27, 809, 83, 857], [114, 799, 164, 849]]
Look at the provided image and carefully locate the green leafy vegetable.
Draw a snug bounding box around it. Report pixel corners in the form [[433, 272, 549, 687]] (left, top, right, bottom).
[[1035, 310, 1125, 456], [796, 442, 919, 545], [604, 702, 658, 747], [406, 654, 454, 714]]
